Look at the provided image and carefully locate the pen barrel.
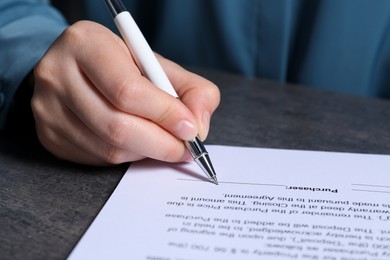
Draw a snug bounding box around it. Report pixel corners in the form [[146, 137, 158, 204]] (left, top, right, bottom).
[[114, 12, 178, 98]]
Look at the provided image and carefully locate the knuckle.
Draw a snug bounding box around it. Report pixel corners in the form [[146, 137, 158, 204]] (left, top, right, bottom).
[[161, 142, 184, 162], [155, 101, 178, 125], [35, 125, 57, 155], [34, 58, 55, 85], [61, 21, 100, 50], [113, 77, 142, 110], [205, 82, 221, 104], [102, 145, 125, 164], [154, 109, 169, 125], [62, 21, 90, 42], [31, 95, 48, 125], [30, 94, 41, 115], [61, 24, 82, 46], [103, 117, 130, 147]]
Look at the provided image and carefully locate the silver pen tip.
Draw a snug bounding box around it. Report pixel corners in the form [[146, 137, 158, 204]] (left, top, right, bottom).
[[186, 137, 218, 185], [210, 176, 219, 185], [194, 153, 218, 185]]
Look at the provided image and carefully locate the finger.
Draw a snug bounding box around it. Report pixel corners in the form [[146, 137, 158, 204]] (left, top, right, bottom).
[[36, 123, 108, 165], [62, 65, 190, 163], [32, 94, 106, 164], [75, 23, 198, 141], [158, 56, 221, 140], [35, 101, 146, 165], [32, 80, 185, 164], [33, 21, 193, 163]]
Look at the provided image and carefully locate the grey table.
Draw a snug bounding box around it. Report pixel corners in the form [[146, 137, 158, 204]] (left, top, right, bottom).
[[2, 68, 390, 259]]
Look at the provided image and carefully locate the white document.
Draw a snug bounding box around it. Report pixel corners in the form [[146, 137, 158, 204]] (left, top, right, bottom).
[[69, 146, 390, 260]]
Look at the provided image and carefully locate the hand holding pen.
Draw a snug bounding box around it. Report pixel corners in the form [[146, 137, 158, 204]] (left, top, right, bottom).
[[32, 14, 220, 171], [104, 0, 219, 183]]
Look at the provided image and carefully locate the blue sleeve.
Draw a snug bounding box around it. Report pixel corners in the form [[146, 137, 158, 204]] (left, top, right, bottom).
[[0, 0, 68, 129]]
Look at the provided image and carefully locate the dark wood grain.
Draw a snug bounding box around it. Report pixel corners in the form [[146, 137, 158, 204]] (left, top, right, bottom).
[[198, 68, 390, 155], [2, 68, 390, 259]]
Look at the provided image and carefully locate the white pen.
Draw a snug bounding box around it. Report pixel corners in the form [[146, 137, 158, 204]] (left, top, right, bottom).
[[104, 0, 218, 184]]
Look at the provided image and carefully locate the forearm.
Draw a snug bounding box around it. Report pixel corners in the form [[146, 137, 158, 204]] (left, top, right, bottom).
[[0, 0, 68, 129]]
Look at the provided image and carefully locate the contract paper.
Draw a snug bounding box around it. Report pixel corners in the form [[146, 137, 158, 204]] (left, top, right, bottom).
[[69, 146, 390, 260]]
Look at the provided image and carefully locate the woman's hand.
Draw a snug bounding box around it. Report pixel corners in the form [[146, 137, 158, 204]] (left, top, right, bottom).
[[32, 21, 220, 165]]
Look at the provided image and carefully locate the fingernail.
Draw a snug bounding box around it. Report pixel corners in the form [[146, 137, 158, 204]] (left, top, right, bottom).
[[199, 111, 210, 141], [174, 120, 197, 141]]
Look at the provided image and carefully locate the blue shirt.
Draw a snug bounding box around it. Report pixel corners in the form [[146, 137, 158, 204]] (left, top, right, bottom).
[[1, 0, 390, 128]]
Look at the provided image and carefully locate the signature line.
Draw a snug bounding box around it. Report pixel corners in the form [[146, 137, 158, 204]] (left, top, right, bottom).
[[351, 189, 390, 194], [177, 178, 285, 187], [352, 183, 390, 189]]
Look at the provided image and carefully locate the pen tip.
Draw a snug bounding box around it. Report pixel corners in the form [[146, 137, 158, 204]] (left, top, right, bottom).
[[193, 151, 218, 186]]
